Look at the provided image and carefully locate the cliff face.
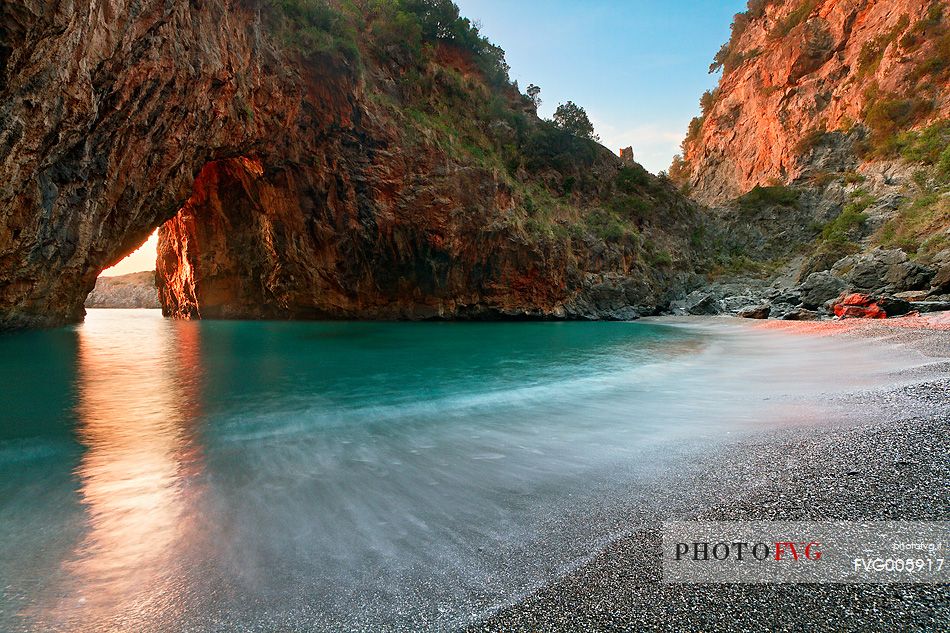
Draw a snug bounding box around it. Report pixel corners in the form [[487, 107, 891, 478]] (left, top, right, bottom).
[[85, 271, 160, 309], [676, 0, 950, 204], [1, 0, 699, 329]]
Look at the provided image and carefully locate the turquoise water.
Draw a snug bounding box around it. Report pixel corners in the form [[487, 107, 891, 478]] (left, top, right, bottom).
[[0, 310, 906, 631]]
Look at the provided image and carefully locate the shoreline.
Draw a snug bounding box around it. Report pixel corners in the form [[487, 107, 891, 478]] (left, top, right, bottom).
[[471, 316, 950, 632]]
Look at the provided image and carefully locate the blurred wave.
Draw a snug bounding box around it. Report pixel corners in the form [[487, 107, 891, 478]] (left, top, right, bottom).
[[0, 311, 931, 632]]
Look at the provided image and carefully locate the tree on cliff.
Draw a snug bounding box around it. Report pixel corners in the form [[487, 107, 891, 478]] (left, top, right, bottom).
[[552, 102, 599, 141], [526, 84, 542, 109], [401, 0, 510, 84]]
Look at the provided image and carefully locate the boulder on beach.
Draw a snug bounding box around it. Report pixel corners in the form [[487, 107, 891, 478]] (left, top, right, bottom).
[[737, 305, 770, 319], [831, 293, 886, 319], [932, 264, 950, 294], [799, 271, 846, 309], [876, 296, 912, 317], [781, 308, 819, 321], [830, 249, 936, 294], [682, 291, 723, 316]]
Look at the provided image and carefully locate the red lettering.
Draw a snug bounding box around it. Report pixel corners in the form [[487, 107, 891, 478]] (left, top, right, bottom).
[[774, 541, 799, 561]]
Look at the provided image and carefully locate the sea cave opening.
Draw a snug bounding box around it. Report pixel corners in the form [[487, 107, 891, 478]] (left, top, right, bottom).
[[84, 229, 163, 311], [84, 156, 268, 318]]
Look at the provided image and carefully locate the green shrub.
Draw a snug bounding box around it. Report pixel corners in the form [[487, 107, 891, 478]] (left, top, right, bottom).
[[821, 191, 874, 244], [905, 3, 949, 80], [270, 0, 514, 85], [700, 89, 718, 115], [585, 209, 628, 242], [369, 5, 424, 60], [685, 116, 704, 145], [862, 91, 935, 155], [794, 127, 828, 155], [915, 29, 950, 78], [616, 165, 650, 193], [842, 171, 866, 184], [808, 171, 835, 187], [267, 0, 361, 62], [522, 121, 599, 173], [709, 0, 772, 74], [668, 155, 691, 187], [649, 249, 674, 267], [608, 194, 652, 222], [939, 146, 950, 180], [689, 225, 707, 249], [821, 209, 868, 244], [894, 119, 950, 165], [866, 98, 930, 137], [857, 15, 909, 78], [401, 0, 510, 85], [875, 191, 949, 255], [736, 185, 800, 210], [771, 0, 819, 38]]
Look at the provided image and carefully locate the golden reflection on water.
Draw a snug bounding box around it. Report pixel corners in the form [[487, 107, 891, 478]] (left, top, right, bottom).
[[32, 312, 206, 631]]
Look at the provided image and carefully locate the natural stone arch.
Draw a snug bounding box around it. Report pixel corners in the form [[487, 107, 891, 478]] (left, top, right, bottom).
[[0, 0, 337, 328], [1, 0, 675, 330]]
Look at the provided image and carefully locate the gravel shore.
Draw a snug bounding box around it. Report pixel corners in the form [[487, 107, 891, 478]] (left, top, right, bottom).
[[471, 317, 950, 632]]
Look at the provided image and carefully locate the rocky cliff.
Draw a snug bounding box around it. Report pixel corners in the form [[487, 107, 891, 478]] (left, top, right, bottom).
[[0, 0, 700, 329], [85, 271, 160, 309], [667, 0, 950, 321], [674, 0, 949, 204]]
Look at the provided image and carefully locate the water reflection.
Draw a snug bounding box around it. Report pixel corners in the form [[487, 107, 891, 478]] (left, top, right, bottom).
[[33, 311, 206, 631], [4, 314, 931, 632]]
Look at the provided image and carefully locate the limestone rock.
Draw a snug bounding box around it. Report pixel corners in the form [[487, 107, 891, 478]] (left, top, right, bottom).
[[799, 271, 846, 309], [0, 0, 701, 328], [84, 272, 160, 309], [931, 264, 950, 293], [677, 0, 950, 205], [737, 305, 770, 319], [684, 291, 723, 316], [885, 261, 936, 292]]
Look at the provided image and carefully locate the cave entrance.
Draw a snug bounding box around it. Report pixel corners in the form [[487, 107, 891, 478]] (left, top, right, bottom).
[[85, 155, 278, 319], [84, 230, 162, 310]]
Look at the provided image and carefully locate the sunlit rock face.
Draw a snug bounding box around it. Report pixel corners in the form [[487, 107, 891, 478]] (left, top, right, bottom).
[[678, 0, 950, 204], [85, 272, 160, 309]]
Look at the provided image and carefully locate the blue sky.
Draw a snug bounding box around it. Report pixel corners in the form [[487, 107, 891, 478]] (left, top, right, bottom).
[[455, 0, 747, 173]]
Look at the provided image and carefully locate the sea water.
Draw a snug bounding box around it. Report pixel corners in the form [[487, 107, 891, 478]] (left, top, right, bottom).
[[0, 310, 920, 631]]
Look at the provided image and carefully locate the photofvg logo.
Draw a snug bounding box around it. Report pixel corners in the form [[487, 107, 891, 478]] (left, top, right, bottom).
[[663, 521, 948, 584]]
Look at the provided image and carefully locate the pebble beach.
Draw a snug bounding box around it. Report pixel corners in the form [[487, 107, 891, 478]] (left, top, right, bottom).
[[473, 316, 950, 632]]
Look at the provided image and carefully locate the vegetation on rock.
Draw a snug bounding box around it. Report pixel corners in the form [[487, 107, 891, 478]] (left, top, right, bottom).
[[709, 0, 773, 74], [736, 185, 800, 211], [821, 191, 873, 245], [257, 0, 704, 314], [876, 177, 950, 258], [552, 102, 599, 142]]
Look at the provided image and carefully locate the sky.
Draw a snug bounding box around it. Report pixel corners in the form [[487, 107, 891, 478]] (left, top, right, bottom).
[[456, 0, 746, 173], [99, 229, 159, 276], [103, 1, 744, 276]]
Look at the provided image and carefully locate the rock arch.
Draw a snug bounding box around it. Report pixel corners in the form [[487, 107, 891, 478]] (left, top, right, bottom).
[[0, 0, 353, 328], [1, 0, 670, 330]]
